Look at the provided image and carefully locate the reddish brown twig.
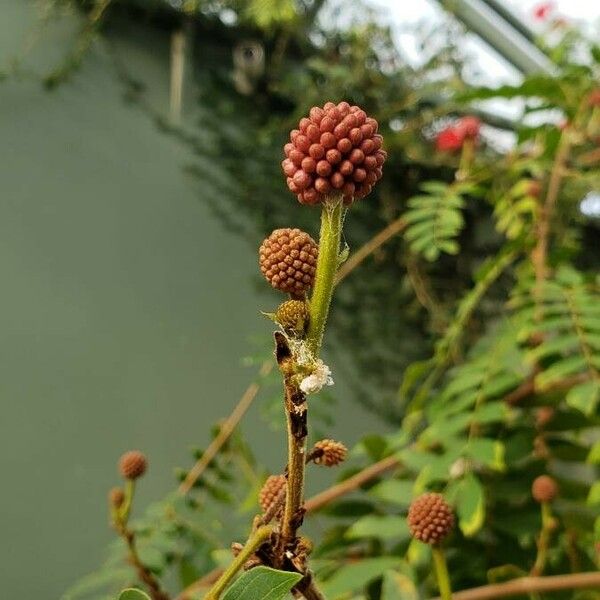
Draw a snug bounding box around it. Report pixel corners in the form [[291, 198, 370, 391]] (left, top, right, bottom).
[[178, 359, 273, 494], [433, 571, 600, 600]]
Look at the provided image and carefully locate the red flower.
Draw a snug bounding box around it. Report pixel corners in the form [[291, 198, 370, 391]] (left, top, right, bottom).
[[456, 116, 481, 140], [533, 2, 554, 20], [435, 127, 464, 152]]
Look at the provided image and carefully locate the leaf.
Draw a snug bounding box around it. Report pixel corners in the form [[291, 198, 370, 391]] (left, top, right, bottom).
[[321, 558, 400, 598], [566, 380, 600, 416], [454, 473, 485, 537], [465, 439, 506, 471], [588, 482, 600, 506], [370, 480, 414, 506], [346, 515, 410, 542], [118, 590, 151, 600], [381, 569, 419, 600], [222, 566, 302, 600]]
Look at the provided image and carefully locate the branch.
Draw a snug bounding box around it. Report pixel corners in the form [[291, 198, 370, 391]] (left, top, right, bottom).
[[178, 359, 273, 494], [304, 455, 399, 513], [335, 216, 406, 284], [432, 571, 600, 600]]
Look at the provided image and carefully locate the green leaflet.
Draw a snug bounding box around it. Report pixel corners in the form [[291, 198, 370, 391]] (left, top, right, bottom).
[[453, 473, 485, 537], [380, 569, 419, 600], [118, 590, 151, 600], [346, 515, 411, 542], [567, 380, 600, 416], [321, 558, 400, 598], [221, 566, 302, 600]]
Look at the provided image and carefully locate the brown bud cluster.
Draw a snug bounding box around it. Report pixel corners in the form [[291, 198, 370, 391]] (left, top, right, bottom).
[[108, 487, 125, 508], [282, 101, 386, 205], [259, 228, 318, 296], [408, 493, 454, 545], [276, 299, 309, 336], [259, 475, 286, 513], [532, 475, 559, 503], [119, 450, 147, 480], [313, 439, 348, 467]]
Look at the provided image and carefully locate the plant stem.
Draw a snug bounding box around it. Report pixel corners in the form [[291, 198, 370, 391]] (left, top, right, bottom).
[[432, 546, 453, 600], [531, 502, 555, 576], [306, 198, 344, 357], [204, 525, 273, 600]]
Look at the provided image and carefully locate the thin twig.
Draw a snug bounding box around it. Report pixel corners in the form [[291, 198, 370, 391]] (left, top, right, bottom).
[[335, 216, 406, 284], [178, 359, 273, 494], [304, 455, 399, 513], [432, 571, 600, 600]]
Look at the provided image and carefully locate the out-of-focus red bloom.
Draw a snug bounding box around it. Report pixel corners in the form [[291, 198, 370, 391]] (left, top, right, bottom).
[[533, 2, 554, 20], [435, 127, 463, 152], [588, 89, 600, 108], [456, 116, 481, 140]]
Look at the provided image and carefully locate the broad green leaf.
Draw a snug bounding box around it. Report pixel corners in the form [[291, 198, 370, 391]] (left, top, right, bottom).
[[222, 567, 301, 600], [465, 439, 506, 471], [346, 515, 410, 542], [588, 482, 600, 506], [381, 569, 419, 600], [118, 590, 151, 600], [321, 558, 399, 598], [370, 480, 414, 506], [455, 473, 485, 537], [566, 380, 600, 416]]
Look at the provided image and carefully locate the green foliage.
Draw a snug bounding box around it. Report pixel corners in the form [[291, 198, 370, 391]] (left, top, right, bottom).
[[221, 566, 302, 600], [118, 590, 151, 600]]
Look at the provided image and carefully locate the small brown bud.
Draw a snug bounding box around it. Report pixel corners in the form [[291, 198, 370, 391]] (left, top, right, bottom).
[[535, 406, 555, 429], [275, 300, 309, 337], [532, 475, 559, 503], [119, 450, 147, 480], [108, 487, 125, 508], [408, 493, 454, 545], [313, 439, 348, 467], [259, 475, 286, 513], [259, 228, 318, 297]]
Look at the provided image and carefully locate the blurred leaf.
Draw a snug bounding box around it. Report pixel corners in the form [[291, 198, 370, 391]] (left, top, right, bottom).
[[346, 515, 410, 542], [222, 566, 301, 600], [118, 590, 151, 600], [322, 558, 400, 598], [381, 569, 419, 600], [454, 473, 485, 537]]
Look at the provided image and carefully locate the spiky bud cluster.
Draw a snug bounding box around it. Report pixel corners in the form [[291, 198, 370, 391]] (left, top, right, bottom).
[[108, 487, 125, 508], [532, 475, 559, 503], [276, 299, 309, 336], [313, 439, 348, 467], [259, 228, 318, 297], [282, 101, 386, 205], [259, 474, 286, 513], [119, 450, 147, 480], [408, 493, 454, 545]]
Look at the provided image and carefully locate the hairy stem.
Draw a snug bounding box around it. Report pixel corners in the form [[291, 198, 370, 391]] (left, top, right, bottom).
[[306, 198, 344, 357], [274, 333, 308, 565], [204, 525, 273, 600], [432, 546, 453, 600], [531, 502, 555, 576]]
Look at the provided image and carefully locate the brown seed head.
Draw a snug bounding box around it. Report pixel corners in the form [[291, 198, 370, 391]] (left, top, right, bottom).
[[259, 228, 318, 297], [408, 493, 454, 545], [259, 474, 286, 513], [119, 450, 147, 480], [282, 101, 386, 206], [532, 475, 559, 503], [313, 439, 348, 467], [108, 487, 125, 509], [275, 299, 310, 336]]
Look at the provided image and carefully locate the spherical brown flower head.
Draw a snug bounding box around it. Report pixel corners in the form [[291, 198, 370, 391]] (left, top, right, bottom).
[[259, 228, 318, 297], [108, 487, 125, 508], [532, 475, 559, 503], [313, 439, 348, 467], [276, 299, 309, 336], [119, 450, 147, 480], [282, 101, 386, 206], [408, 493, 454, 545], [259, 474, 286, 513]]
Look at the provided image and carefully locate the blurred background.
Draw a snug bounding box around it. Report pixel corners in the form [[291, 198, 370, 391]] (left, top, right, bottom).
[[1, 1, 599, 599]]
